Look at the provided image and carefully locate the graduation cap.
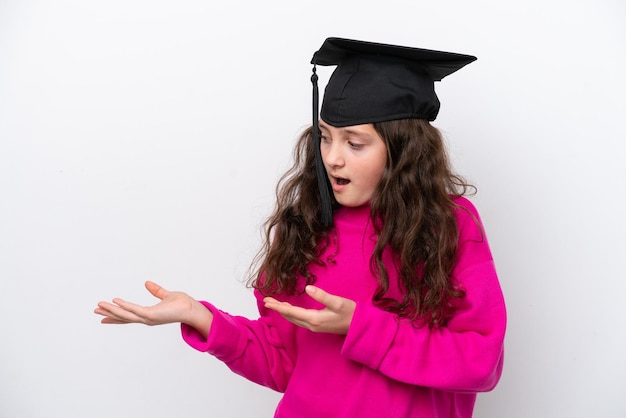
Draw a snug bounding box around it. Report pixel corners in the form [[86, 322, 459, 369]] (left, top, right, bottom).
[[309, 37, 477, 226]]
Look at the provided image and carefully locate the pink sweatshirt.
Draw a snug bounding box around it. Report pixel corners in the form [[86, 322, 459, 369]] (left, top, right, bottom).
[[182, 197, 506, 417]]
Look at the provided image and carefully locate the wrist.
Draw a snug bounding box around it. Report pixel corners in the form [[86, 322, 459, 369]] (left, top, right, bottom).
[[185, 300, 214, 339]]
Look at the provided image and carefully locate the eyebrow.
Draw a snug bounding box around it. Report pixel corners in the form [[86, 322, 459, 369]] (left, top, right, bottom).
[[318, 121, 373, 139], [343, 128, 370, 137], [318, 121, 331, 132]]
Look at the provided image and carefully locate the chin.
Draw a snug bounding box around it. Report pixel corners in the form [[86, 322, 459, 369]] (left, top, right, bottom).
[[336, 199, 369, 208]]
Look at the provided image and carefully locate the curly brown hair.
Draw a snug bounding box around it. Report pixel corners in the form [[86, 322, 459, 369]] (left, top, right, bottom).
[[249, 119, 474, 327]]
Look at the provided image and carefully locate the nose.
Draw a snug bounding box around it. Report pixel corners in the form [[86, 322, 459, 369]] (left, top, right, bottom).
[[322, 140, 345, 169]]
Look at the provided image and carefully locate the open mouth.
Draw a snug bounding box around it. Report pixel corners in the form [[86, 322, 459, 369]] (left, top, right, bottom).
[[335, 177, 350, 185]]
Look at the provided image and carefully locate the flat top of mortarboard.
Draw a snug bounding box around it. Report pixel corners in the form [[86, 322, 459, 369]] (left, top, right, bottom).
[[311, 37, 477, 81]]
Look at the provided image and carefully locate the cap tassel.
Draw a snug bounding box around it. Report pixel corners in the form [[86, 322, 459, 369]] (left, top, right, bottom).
[[311, 64, 333, 227]]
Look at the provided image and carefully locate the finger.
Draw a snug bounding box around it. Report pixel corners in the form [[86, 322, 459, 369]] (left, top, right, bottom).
[[263, 298, 296, 313], [304, 286, 343, 311], [268, 305, 313, 329], [95, 302, 124, 318], [280, 316, 311, 329], [145, 281, 170, 300], [100, 316, 132, 325], [262, 297, 281, 305], [95, 302, 136, 323], [275, 306, 324, 331], [113, 297, 159, 321], [96, 300, 148, 324], [264, 298, 310, 319], [94, 306, 133, 324], [94, 306, 117, 320]]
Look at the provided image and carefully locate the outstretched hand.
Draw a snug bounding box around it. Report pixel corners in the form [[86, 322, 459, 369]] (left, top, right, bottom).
[[263, 286, 356, 335], [94, 281, 213, 338]]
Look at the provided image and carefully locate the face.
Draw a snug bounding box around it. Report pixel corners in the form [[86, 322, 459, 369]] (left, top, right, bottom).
[[319, 120, 387, 207]]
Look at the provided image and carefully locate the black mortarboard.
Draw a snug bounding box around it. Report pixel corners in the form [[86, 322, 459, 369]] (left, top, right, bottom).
[[308, 37, 477, 225]]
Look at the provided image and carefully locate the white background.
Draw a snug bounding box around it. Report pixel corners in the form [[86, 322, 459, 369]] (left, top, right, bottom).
[[1, 0, 625, 417]]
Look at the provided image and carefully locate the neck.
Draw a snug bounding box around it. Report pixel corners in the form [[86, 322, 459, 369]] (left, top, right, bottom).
[[334, 204, 372, 225]]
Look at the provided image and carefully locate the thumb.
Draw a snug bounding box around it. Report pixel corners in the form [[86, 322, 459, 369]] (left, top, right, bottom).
[[306, 285, 353, 313], [145, 281, 170, 300], [305, 285, 333, 306]]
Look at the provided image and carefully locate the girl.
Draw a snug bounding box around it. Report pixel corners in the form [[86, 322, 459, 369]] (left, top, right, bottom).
[[95, 37, 506, 418]]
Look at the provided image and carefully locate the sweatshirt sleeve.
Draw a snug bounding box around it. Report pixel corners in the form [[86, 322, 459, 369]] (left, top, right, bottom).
[[341, 198, 506, 392], [180, 294, 296, 393]]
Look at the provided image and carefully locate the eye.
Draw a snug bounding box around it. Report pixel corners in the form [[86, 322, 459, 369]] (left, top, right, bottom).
[[321, 135, 331, 144], [348, 141, 364, 150]]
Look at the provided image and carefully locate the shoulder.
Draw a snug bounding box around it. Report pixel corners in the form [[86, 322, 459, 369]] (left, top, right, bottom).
[[451, 196, 486, 242], [450, 196, 496, 273], [452, 195, 481, 222]]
